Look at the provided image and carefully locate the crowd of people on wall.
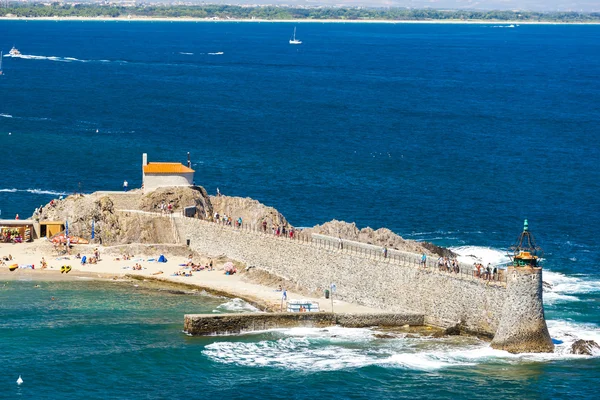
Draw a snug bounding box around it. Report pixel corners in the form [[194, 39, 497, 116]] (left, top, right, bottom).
[[473, 262, 499, 281]]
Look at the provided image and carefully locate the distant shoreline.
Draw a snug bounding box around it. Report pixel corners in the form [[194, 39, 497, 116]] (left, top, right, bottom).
[[1, 17, 599, 25]]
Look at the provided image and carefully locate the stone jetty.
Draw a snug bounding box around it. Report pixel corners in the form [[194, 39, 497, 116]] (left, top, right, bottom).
[[184, 312, 425, 335]]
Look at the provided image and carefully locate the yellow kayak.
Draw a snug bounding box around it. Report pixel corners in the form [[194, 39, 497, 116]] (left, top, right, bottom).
[[9, 264, 18, 272]]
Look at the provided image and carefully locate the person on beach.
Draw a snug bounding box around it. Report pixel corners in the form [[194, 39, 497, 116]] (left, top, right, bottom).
[[262, 221, 267, 233], [282, 289, 287, 301], [338, 236, 343, 250], [237, 217, 242, 228], [209, 259, 213, 271], [40, 257, 47, 269], [123, 180, 128, 191], [15, 214, 19, 220], [421, 253, 427, 267]]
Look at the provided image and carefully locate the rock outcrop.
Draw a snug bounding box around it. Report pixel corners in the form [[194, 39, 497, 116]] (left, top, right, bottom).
[[209, 195, 290, 228], [139, 186, 212, 218], [303, 220, 453, 257], [571, 339, 600, 355], [37, 193, 174, 245]]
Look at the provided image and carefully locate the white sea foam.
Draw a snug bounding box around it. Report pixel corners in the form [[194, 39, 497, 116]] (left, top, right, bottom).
[[449, 245, 511, 266], [214, 298, 261, 313], [208, 52, 224, 55], [179, 52, 194, 55], [543, 270, 600, 295], [0, 188, 18, 192], [547, 319, 600, 356], [203, 322, 599, 372]]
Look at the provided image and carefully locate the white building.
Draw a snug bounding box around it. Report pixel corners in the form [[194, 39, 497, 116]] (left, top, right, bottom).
[[142, 153, 194, 194]]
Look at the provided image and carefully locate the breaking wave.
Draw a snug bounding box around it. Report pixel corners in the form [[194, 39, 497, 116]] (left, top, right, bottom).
[[449, 245, 511, 266], [208, 52, 224, 55], [543, 269, 600, 304], [203, 324, 599, 372], [214, 298, 261, 313]]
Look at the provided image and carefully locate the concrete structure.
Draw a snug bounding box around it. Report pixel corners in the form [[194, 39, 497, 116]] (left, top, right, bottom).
[[491, 266, 554, 353], [176, 217, 554, 351], [142, 153, 194, 194], [184, 312, 424, 336], [176, 218, 506, 336], [39, 221, 65, 238]]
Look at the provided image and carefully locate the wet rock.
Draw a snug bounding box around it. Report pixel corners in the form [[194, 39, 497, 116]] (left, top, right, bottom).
[[373, 333, 396, 339], [444, 323, 462, 336], [542, 281, 553, 290], [571, 339, 600, 355]]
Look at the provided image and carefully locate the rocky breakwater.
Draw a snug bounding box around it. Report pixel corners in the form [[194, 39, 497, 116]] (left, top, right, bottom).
[[491, 266, 554, 353]]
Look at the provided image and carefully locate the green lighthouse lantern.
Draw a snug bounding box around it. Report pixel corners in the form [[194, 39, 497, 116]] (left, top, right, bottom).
[[509, 219, 542, 268]]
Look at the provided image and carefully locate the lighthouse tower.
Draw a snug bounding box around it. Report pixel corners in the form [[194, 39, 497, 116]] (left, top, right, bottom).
[[491, 220, 554, 353]]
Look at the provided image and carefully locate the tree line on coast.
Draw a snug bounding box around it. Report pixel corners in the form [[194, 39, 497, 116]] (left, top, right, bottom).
[[1, 3, 599, 22]]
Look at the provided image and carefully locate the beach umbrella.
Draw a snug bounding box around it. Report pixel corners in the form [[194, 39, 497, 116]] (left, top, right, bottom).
[[65, 220, 69, 237], [91, 220, 95, 240]]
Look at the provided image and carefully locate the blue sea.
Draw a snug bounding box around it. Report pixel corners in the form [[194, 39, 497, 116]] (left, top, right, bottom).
[[1, 21, 599, 398]]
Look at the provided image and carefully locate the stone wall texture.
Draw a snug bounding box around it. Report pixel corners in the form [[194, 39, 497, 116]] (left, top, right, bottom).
[[177, 218, 507, 335], [491, 267, 554, 353]]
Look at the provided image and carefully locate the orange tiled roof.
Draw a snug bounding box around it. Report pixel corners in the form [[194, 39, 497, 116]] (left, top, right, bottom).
[[143, 163, 195, 174]]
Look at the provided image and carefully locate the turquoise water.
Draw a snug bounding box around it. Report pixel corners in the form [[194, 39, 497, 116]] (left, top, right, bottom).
[[0, 279, 598, 399], [1, 21, 599, 398]]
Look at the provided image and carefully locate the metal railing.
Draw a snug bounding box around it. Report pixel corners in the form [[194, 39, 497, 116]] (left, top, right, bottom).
[[178, 211, 507, 285]]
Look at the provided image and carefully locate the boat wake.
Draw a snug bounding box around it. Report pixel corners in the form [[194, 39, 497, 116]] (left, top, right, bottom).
[[0, 188, 68, 196], [203, 323, 599, 372], [0, 113, 13, 118], [4, 53, 111, 63], [207, 52, 224, 55]]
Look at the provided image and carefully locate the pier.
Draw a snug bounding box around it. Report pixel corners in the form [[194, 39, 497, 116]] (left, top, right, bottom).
[[184, 312, 425, 336]]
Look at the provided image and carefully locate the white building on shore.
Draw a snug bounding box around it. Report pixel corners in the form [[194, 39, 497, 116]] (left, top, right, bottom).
[[142, 153, 194, 193]]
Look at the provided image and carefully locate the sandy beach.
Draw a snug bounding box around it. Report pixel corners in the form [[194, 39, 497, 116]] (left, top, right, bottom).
[[1, 16, 598, 25], [0, 240, 379, 314]]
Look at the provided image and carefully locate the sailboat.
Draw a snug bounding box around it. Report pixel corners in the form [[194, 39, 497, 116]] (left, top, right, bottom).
[[289, 27, 302, 45]]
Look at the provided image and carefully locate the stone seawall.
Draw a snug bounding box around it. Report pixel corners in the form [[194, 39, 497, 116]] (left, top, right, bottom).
[[184, 312, 424, 335], [177, 218, 506, 335]]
